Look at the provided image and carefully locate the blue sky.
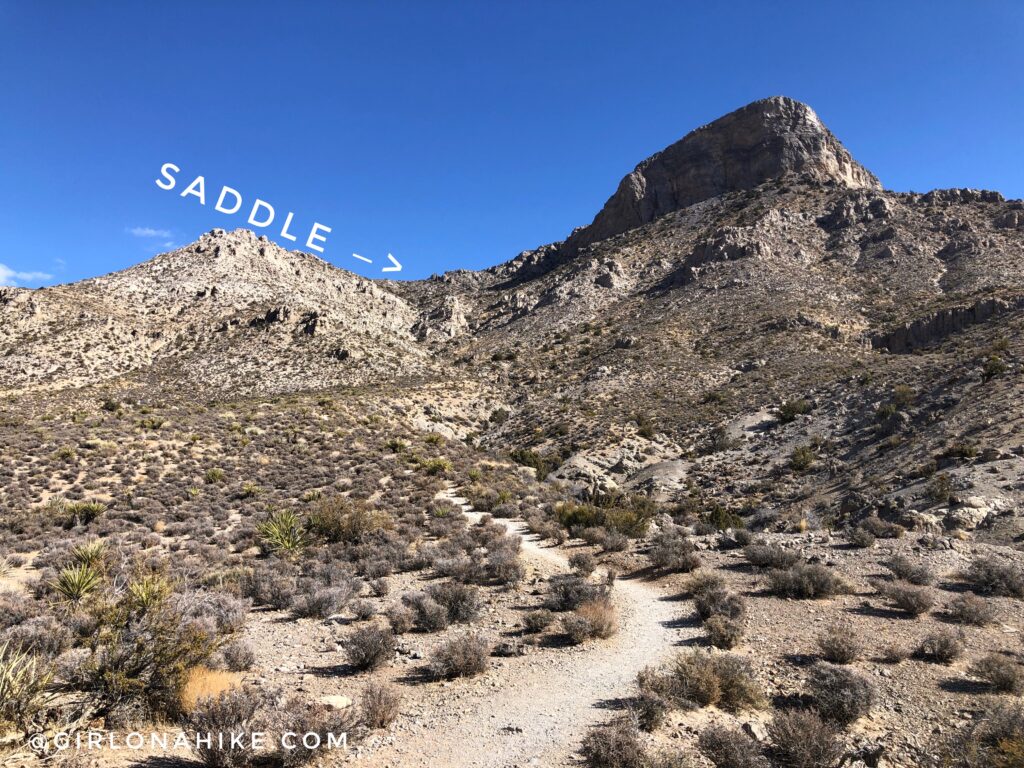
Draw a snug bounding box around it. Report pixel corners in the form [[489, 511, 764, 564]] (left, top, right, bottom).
[[0, 1, 1021, 284]]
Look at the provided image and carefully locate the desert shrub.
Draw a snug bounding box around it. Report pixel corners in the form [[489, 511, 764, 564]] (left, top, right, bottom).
[[947, 593, 997, 626], [884, 555, 934, 585], [569, 552, 597, 576], [914, 629, 965, 664], [859, 516, 905, 539], [789, 445, 815, 472], [556, 496, 654, 538], [545, 574, 607, 611], [0, 639, 54, 731], [767, 565, 849, 599], [685, 570, 726, 599], [699, 725, 769, 768], [767, 709, 843, 768], [704, 616, 745, 649], [426, 581, 480, 623], [1, 616, 71, 659], [402, 593, 449, 632], [274, 697, 357, 768], [633, 689, 670, 732], [964, 556, 1024, 597], [581, 720, 646, 768], [240, 566, 295, 610], [600, 530, 630, 552], [292, 587, 350, 619], [564, 598, 618, 644], [694, 587, 746, 622], [848, 527, 876, 548], [220, 640, 255, 672], [306, 498, 392, 544], [0, 591, 40, 631], [641, 651, 764, 713], [808, 662, 874, 727], [969, 654, 1023, 694], [360, 681, 400, 729], [487, 548, 525, 586], [743, 543, 800, 570], [935, 701, 1024, 767], [877, 581, 935, 617], [185, 686, 263, 768], [649, 528, 701, 572], [385, 603, 415, 634], [350, 599, 376, 621], [779, 398, 813, 423], [523, 609, 556, 634], [816, 622, 862, 664], [344, 625, 394, 671], [428, 634, 490, 680], [78, 596, 220, 719]]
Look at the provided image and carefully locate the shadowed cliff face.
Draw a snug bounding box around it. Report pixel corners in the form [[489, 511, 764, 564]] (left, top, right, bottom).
[[568, 97, 879, 254]]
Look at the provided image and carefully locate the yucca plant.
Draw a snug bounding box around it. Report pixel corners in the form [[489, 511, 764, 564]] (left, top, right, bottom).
[[0, 556, 11, 577], [51, 563, 102, 603], [128, 573, 172, 611], [0, 640, 54, 731], [65, 500, 107, 526], [256, 510, 308, 559], [71, 540, 107, 569]]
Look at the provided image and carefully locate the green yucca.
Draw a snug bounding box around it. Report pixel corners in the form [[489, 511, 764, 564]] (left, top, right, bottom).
[[65, 500, 107, 525], [0, 641, 54, 731], [51, 563, 102, 603], [128, 574, 172, 610], [71, 540, 107, 568], [256, 510, 308, 559]]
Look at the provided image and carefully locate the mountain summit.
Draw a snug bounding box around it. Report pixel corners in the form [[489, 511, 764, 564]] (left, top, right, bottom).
[[562, 96, 880, 257]]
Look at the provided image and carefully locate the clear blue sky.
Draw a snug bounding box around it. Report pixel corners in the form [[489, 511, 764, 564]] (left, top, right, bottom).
[[0, 1, 1021, 284]]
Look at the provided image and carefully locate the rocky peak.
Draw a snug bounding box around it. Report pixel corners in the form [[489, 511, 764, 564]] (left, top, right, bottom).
[[569, 97, 879, 254]]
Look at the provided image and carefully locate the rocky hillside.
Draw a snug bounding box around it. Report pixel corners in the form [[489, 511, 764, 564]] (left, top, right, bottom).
[[4, 95, 1024, 539]]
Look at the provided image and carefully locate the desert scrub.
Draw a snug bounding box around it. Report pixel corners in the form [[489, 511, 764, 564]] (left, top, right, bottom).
[[816, 622, 862, 664], [648, 526, 701, 572], [639, 651, 764, 713], [306, 497, 392, 543], [428, 633, 490, 680], [360, 681, 401, 729], [883, 554, 934, 585], [969, 653, 1024, 694], [703, 615, 745, 649], [946, 593, 997, 626], [184, 685, 264, 768], [913, 629, 965, 664], [581, 719, 646, 768], [50, 563, 103, 604], [808, 662, 874, 727], [522, 609, 556, 634], [934, 701, 1024, 767], [545, 574, 609, 611], [698, 725, 769, 768], [767, 709, 843, 768], [743, 543, 800, 570], [344, 625, 394, 671], [767, 564, 849, 599], [875, 581, 935, 617], [964, 555, 1024, 597], [563, 598, 618, 644]]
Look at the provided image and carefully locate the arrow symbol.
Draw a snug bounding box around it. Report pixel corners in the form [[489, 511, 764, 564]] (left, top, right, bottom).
[[382, 253, 402, 273], [351, 252, 373, 264]]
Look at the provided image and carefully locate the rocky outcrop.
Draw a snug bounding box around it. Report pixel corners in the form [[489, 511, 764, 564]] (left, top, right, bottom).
[[871, 295, 1024, 353], [563, 97, 879, 258]]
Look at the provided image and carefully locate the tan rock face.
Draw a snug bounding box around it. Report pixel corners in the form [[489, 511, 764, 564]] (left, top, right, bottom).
[[563, 96, 879, 258]]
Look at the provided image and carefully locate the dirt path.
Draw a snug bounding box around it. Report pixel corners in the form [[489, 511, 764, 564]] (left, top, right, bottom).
[[363, 489, 688, 768]]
